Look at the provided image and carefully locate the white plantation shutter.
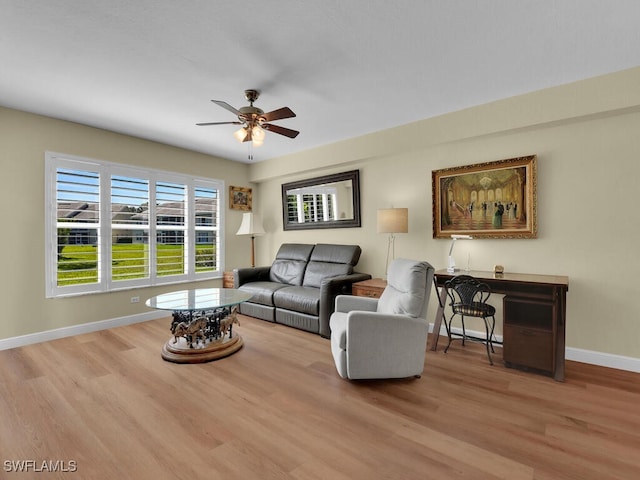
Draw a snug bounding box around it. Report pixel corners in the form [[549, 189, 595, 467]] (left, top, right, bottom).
[[45, 152, 224, 298], [111, 174, 150, 283], [194, 185, 219, 274], [55, 167, 101, 289]]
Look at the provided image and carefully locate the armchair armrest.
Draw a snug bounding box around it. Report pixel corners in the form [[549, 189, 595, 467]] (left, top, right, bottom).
[[335, 295, 378, 313], [234, 266, 271, 288], [345, 311, 429, 378], [347, 311, 428, 338], [318, 272, 373, 337]]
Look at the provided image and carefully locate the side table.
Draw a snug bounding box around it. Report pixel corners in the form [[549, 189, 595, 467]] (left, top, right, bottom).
[[352, 278, 387, 299], [222, 271, 235, 288]]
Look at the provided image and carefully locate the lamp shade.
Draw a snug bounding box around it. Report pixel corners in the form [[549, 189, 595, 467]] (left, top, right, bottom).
[[377, 208, 408, 234], [236, 212, 265, 236], [233, 127, 248, 143]]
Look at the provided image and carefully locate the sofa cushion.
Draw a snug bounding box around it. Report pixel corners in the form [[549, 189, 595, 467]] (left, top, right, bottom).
[[269, 243, 314, 286], [302, 244, 361, 288], [238, 281, 287, 307], [377, 259, 429, 317], [273, 286, 320, 316]]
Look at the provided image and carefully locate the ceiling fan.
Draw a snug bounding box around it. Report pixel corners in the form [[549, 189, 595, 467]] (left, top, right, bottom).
[[196, 89, 299, 147]]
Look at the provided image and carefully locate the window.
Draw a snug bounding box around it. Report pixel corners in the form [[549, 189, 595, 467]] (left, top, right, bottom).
[[286, 191, 337, 223], [45, 152, 224, 298]]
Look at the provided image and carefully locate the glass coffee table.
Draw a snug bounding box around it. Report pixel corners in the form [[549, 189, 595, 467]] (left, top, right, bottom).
[[146, 288, 252, 364]]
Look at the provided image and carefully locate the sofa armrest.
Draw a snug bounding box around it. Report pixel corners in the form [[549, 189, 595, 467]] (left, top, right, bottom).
[[321, 272, 372, 295], [318, 272, 373, 337], [234, 266, 271, 288]]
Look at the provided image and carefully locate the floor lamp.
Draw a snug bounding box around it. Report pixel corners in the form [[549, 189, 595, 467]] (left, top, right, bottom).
[[377, 208, 408, 277], [236, 213, 265, 268]]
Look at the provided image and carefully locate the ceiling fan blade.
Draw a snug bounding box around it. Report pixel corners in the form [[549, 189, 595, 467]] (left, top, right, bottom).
[[196, 121, 243, 126], [264, 123, 300, 138], [211, 100, 241, 116], [261, 107, 296, 122]]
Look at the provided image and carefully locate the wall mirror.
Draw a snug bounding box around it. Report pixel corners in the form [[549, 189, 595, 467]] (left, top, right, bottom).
[[282, 170, 361, 230]]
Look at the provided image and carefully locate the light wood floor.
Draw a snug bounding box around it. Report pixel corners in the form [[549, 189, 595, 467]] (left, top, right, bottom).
[[1, 315, 639, 480]]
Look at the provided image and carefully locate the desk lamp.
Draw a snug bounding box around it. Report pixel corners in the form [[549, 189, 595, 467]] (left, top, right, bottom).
[[236, 213, 265, 267], [447, 234, 473, 273]]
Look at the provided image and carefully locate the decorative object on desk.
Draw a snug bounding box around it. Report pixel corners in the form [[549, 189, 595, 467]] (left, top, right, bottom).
[[494, 264, 504, 277], [377, 207, 408, 276], [229, 185, 252, 211], [236, 212, 265, 267], [281, 170, 361, 230], [447, 234, 472, 273], [432, 155, 537, 239]]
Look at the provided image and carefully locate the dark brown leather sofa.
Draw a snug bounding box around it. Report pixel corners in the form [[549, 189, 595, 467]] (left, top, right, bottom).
[[234, 243, 371, 337]]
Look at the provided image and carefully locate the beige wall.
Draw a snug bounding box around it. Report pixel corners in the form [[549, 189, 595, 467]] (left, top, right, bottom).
[[0, 107, 252, 339], [2, 67, 639, 363], [249, 67, 640, 360]]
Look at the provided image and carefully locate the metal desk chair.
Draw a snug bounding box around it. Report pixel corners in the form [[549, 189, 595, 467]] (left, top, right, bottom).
[[444, 275, 498, 365]]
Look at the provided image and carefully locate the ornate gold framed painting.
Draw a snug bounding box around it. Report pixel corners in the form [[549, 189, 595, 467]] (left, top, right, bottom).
[[229, 186, 252, 211], [432, 155, 537, 239]]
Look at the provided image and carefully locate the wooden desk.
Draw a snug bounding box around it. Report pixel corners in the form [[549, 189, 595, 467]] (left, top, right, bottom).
[[431, 269, 569, 381]]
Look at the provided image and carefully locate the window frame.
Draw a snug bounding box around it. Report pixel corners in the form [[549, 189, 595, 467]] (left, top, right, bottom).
[[45, 152, 225, 298]]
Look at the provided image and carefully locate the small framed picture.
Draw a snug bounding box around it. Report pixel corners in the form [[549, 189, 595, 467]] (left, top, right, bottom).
[[229, 185, 252, 211]]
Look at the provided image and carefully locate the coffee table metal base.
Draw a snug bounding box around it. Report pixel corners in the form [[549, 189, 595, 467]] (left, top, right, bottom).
[[161, 334, 243, 364]]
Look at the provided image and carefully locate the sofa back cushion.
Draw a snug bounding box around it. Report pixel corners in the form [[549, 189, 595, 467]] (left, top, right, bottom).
[[302, 244, 362, 288], [269, 244, 314, 286], [377, 258, 434, 318]]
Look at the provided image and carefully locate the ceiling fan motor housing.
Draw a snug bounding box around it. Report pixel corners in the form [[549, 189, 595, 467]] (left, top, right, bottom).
[[239, 90, 264, 124], [244, 89, 260, 104]]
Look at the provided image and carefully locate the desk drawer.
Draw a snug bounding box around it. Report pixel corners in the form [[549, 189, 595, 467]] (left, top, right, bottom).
[[503, 325, 554, 372]]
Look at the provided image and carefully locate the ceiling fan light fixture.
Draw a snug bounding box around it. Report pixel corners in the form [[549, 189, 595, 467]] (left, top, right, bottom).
[[252, 125, 265, 146], [233, 127, 248, 143]]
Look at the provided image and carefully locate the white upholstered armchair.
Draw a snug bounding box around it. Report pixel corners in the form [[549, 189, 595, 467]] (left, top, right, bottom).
[[329, 258, 435, 379]]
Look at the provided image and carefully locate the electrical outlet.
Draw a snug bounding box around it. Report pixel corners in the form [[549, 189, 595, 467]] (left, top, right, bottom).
[[130, 296, 140, 303]]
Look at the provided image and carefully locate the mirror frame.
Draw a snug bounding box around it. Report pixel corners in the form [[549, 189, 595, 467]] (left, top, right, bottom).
[[281, 170, 361, 230]]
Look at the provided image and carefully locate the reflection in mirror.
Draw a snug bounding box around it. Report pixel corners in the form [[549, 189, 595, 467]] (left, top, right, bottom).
[[282, 170, 361, 230]]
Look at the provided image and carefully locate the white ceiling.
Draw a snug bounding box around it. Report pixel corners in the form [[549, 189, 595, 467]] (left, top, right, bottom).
[[2, 1, 640, 163]]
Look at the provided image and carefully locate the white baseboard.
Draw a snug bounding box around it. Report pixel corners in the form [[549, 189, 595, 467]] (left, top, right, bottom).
[[565, 347, 640, 373], [0, 311, 168, 351], [429, 324, 640, 374]]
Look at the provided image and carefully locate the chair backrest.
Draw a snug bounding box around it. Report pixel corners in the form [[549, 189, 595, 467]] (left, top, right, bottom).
[[302, 244, 362, 288], [445, 275, 492, 306], [269, 244, 314, 286], [377, 258, 435, 318]]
